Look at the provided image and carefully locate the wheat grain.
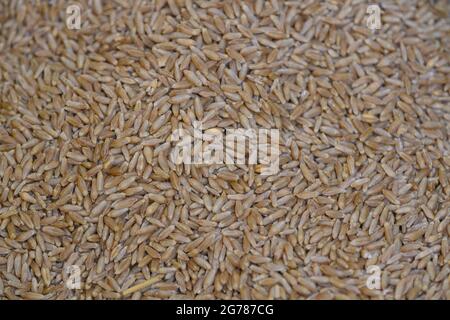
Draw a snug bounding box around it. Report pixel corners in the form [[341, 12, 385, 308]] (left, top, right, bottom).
[[0, 0, 449, 300]]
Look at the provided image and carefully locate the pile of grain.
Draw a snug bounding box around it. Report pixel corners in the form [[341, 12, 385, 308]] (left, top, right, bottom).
[[0, 0, 449, 300]]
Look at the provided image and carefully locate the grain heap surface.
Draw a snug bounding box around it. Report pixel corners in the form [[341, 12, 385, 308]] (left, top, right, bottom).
[[0, 0, 449, 300]]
